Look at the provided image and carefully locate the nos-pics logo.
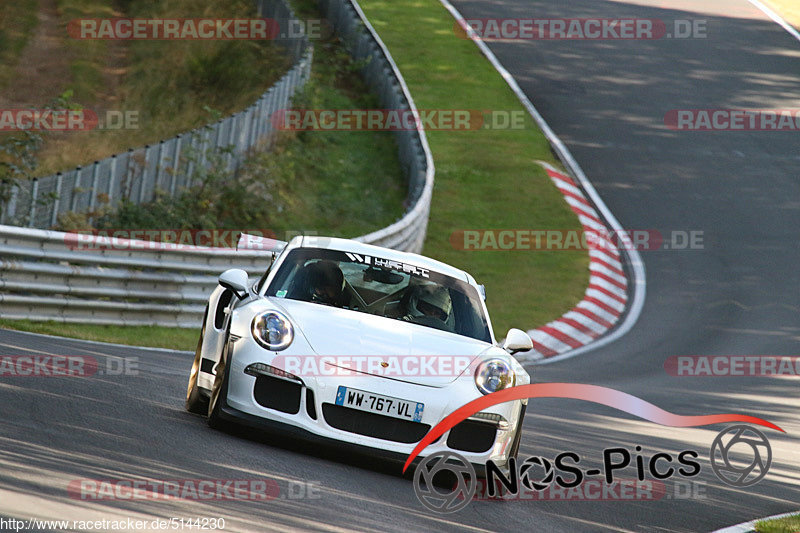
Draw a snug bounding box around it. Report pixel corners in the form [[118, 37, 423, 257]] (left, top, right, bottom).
[[412, 425, 772, 513]]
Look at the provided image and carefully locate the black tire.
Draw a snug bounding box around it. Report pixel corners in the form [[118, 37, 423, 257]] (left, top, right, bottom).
[[487, 409, 526, 499], [185, 318, 209, 415], [207, 335, 232, 430], [508, 403, 527, 462]]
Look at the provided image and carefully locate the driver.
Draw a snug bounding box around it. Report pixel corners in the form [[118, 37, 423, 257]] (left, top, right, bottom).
[[304, 260, 345, 306], [403, 284, 452, 322]]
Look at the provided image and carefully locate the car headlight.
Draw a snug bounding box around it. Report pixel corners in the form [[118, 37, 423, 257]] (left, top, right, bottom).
[[251, 311, 294, 351], [474, 358, 515, 395]]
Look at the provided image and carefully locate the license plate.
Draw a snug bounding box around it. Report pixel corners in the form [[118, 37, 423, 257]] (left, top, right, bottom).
[[335, 386, 424, 422]]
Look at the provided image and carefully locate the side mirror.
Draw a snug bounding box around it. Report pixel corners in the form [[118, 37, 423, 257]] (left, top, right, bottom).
[[502, 328, 533, 355], [219, 269, 249, 298]]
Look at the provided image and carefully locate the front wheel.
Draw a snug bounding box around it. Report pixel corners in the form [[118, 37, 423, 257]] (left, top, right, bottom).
[[207, 336, 232, 430], [508, 403, 527, 461], [185, 320, 209, 415]]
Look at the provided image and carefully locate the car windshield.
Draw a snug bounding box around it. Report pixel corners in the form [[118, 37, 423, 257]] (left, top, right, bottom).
[[265, 247, 492, 342]]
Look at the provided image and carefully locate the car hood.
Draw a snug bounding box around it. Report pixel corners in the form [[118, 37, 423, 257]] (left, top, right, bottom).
[[271, 298, 496, 387]]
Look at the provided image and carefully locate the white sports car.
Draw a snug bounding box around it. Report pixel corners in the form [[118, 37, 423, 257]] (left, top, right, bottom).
[[185, 235, 532, 469]]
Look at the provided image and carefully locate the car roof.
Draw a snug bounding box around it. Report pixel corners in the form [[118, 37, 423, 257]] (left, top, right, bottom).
[[291, 236, 471, 283]]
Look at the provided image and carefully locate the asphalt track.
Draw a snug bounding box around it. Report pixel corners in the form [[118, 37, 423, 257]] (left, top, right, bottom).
[[1, 0, 799, 531]]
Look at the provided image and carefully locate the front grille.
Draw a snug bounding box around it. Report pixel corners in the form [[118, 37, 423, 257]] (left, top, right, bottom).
[[447, 420, 497, 453], [322, 403, 430, 443], [253, 375, 301, 414]]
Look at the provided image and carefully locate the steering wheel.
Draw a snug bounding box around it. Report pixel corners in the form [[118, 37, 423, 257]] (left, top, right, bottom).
[[403, 314, 452, 333]]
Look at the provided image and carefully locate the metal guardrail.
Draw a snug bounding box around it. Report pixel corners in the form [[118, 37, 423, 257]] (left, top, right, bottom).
[[0, 0, 313, 229], [0, 0, 435, 328], [332, 0, 435, 253], [0, 225, 269, 327]]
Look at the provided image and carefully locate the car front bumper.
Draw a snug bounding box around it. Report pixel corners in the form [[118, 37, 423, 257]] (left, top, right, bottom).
[[222, 335, 526, 469]]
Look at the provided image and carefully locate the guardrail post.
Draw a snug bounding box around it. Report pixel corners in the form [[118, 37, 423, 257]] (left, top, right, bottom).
[[124, 148, 134, 199], [261, 88, 274, 143], [264, 90, 274, 141], [139, 145, 151, 203], [214, 120, 224, 152], [200, 127, 211, 172], [281, 74, 289, 109], [252, 99, 262, 146], [170, 135, 182, 197], [274, 80, 286, 149], [108, 154, 117, 202], [3, 185, 18, 224], [51, 172, 63, 227], [238, 112, 246, 154], [156, 140, 165, 191], [226, 115, 237, 171], [242, 108, 253, 154], [89, 161, 100, 210], [70, 166, 83, 211], [248, 102, 259, 149], [186, 131, 197, 187], [28, 178, 39, 228], [257, 94, 267, 141]]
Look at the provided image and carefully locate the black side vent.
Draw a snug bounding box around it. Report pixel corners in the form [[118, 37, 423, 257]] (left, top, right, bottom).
[[305, 388, 317, 420], [447, 420, 497, 453], [253, 375, 301, 414]]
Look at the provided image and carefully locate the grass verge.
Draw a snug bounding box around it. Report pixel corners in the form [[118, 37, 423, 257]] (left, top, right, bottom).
[[59, 8, 406, 239], [34, 0, 291, 175], [755, 513, 800, 533], [0, 319, 197, 351], [0, 0, 39, 88], [357, 0, 588, 336], [219, 26, 407, 237]]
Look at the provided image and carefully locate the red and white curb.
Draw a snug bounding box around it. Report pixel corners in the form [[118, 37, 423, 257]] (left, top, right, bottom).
[[437, 0, 646, 364], [517, 162, 628, 363]]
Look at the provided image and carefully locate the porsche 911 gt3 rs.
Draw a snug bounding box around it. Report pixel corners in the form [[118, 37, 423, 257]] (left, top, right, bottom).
[[185, 235, 533, 469]]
